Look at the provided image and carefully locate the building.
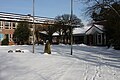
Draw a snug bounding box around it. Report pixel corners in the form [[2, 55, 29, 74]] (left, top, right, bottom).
[[85, 25, 106, 46], [0, 12, 54, 45], [73, 27, 89, 44]]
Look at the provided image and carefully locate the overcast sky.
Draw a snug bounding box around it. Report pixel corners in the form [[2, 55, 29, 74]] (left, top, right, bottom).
[[0, 0, 88, 24]]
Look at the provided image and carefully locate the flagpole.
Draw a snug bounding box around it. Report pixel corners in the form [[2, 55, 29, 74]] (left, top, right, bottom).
[[32, 0, 35, 53], [70, 0, 73, 55]]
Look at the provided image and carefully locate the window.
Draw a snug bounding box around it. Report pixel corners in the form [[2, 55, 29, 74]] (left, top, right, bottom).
[[13, 23, 16, 29], [0, 24, 2, 29], [9, 34, 13, 41], [9, 23, 12, 29], [10, 34, 12, 38], [13, 23, 15, 27], [5, 22, 9, 26], [5, 22, 9, 29], [97, 34, 101, 44], [1, 22, 3, 26], [0, 22, 1, 26], [0, 21, 3, 27], [0, 26, 2, 29]]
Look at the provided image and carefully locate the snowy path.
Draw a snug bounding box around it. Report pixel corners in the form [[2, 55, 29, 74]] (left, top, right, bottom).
[[52, 45, 120, 80], [0, 45, 120, 80]]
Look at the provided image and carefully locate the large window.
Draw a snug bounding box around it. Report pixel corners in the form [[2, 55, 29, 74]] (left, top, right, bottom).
[[0, 34, 4, 41]]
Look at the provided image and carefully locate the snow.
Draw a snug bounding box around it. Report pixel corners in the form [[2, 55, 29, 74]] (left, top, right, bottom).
[[0, 45, 120, 80], [53, 26, 90, 36], [86, 27, 103, 35], [94, 24, 104, 30], [52, 32, 59, 36], [73, 27, 90, 35]]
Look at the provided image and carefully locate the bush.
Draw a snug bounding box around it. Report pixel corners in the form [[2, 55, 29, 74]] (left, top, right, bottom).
[[114, 45, 120, 50], [114, 41, 120, 50]]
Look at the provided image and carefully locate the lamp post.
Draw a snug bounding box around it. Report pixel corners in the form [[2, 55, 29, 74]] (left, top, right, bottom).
[[32, 0, 35, 53], [70, 0, 73, 55]]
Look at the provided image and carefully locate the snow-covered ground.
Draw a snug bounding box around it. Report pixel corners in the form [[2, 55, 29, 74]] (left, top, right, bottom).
[[0, 44, 120, 80]]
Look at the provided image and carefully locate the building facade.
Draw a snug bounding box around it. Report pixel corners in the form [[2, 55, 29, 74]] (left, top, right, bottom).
[[0, 21, 18, 45], [0, 12, 54, 45]]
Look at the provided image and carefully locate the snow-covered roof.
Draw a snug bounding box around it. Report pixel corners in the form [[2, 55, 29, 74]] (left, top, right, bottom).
[[39, 31, 47, 35], [39, 25, 104, 36], [52, 26, 90, 36], [94, 24, 104, 30], [85, 25, 104, 35], [73, 26, 90, 35], [52, 32, 59, 36]]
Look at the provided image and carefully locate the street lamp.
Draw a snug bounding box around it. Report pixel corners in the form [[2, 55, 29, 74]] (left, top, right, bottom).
[[70, 0, 73, 55], [32, 0, 35, 53]]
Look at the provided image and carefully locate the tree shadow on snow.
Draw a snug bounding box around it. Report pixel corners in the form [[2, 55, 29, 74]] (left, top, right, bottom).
[[52, 45, 120, 69]]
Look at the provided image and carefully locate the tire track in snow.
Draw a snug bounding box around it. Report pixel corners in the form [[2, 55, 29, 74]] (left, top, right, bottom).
[[92, 66, 100, 80], [83, 63, 101, 80], [91, 52, 102, 80], [83, 63, 89, 80]]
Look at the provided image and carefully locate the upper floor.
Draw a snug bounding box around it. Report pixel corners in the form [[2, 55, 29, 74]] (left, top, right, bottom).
[[0, 21, 17, 30]]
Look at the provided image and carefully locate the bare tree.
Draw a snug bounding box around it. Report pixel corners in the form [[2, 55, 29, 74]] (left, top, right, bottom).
[[55, 14, 84, 44], [81, 0, 120, 49]]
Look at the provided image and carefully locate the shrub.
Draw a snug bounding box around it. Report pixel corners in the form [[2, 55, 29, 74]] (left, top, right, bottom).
[[114, 45, 120, 50], [114, 40, 120, 50]]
